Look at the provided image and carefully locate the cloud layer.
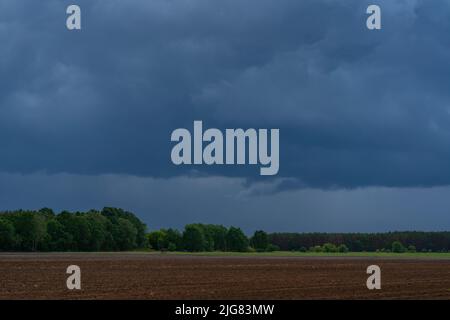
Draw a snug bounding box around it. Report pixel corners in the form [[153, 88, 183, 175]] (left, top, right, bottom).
[[1, 0, 450, 190]]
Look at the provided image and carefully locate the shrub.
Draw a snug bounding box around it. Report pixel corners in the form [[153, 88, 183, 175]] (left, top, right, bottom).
[[266, 244, 280, 252], [392, 241, 406, 253], [310, 245, 323, 253], [322, 243, 338, 253], [337, 244, 349, 253]]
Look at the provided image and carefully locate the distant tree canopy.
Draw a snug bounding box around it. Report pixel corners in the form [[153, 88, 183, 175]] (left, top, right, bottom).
[[0, 207, 147, 252], [391, 241, 407, 253], [147, 224, 249, 252], [268, 232, 450, 253], [226, 227, 249, 252], [146, 227, 450, 253], [251, 230, 269, 252], [147, 226, 450, 253]]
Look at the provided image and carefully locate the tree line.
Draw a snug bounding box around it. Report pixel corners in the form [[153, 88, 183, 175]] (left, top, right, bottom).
[[147, 224, 254, 252], [1, 207, 450, 253], [147, 227, 450, 253], [0, 208, 147, 251], [268, 232, 450, 253], [148, 228, 450, 253]]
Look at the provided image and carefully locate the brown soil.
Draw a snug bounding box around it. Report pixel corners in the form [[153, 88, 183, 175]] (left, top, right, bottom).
[[0, 253, 449, 299]]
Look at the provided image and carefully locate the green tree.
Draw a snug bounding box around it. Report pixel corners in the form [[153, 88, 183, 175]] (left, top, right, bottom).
[[196, 224, 214, 251], [310, 245, 323, 252], [147, 229, 179, 251], [0, 207, 148, 252], [251, 230, 269, 252], [101, 207, 147, 248], [165, 228, 182, 251], [39, 208, 55, 219], [113, 218, 138, 250], [0, 218, 15, 250], [266, 244, 280, 252], [13, 212, 46, 251], [86, 212, 110, 251], [208, 225, 228, 251], [147, 230, 166, 250], [226, 227, 248, 252], [322, 243, 338, 253], [66, 215, 92, 251], [46, 219, 73, 251], [183, 224, 206, 252], [392, 241, 406, 253], [337, 244, 349, 253]]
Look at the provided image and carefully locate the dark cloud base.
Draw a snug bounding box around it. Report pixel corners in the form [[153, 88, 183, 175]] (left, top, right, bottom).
[[1, 0, 450, 189]]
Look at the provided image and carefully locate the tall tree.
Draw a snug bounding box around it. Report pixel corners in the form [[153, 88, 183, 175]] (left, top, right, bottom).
[[226, 227, 248, 252], [0, 218, 15, 250], [251, 230, 269, 251], [113, 218, 138, 250], [13, 212, 47, 251], [183, 224, 206, 252]]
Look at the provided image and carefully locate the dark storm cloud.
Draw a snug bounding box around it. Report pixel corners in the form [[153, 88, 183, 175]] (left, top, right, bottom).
[[1, 0, 450, 188]]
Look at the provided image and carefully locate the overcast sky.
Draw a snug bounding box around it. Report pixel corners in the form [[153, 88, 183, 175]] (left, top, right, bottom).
[[1, 0, 450, 232]]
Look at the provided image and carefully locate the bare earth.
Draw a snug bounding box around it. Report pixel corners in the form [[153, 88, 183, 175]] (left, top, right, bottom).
[[0, 253, 449, 299]]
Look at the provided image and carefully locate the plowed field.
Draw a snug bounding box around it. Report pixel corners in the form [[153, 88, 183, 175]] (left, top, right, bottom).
[[0, 253, 449, 299]]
